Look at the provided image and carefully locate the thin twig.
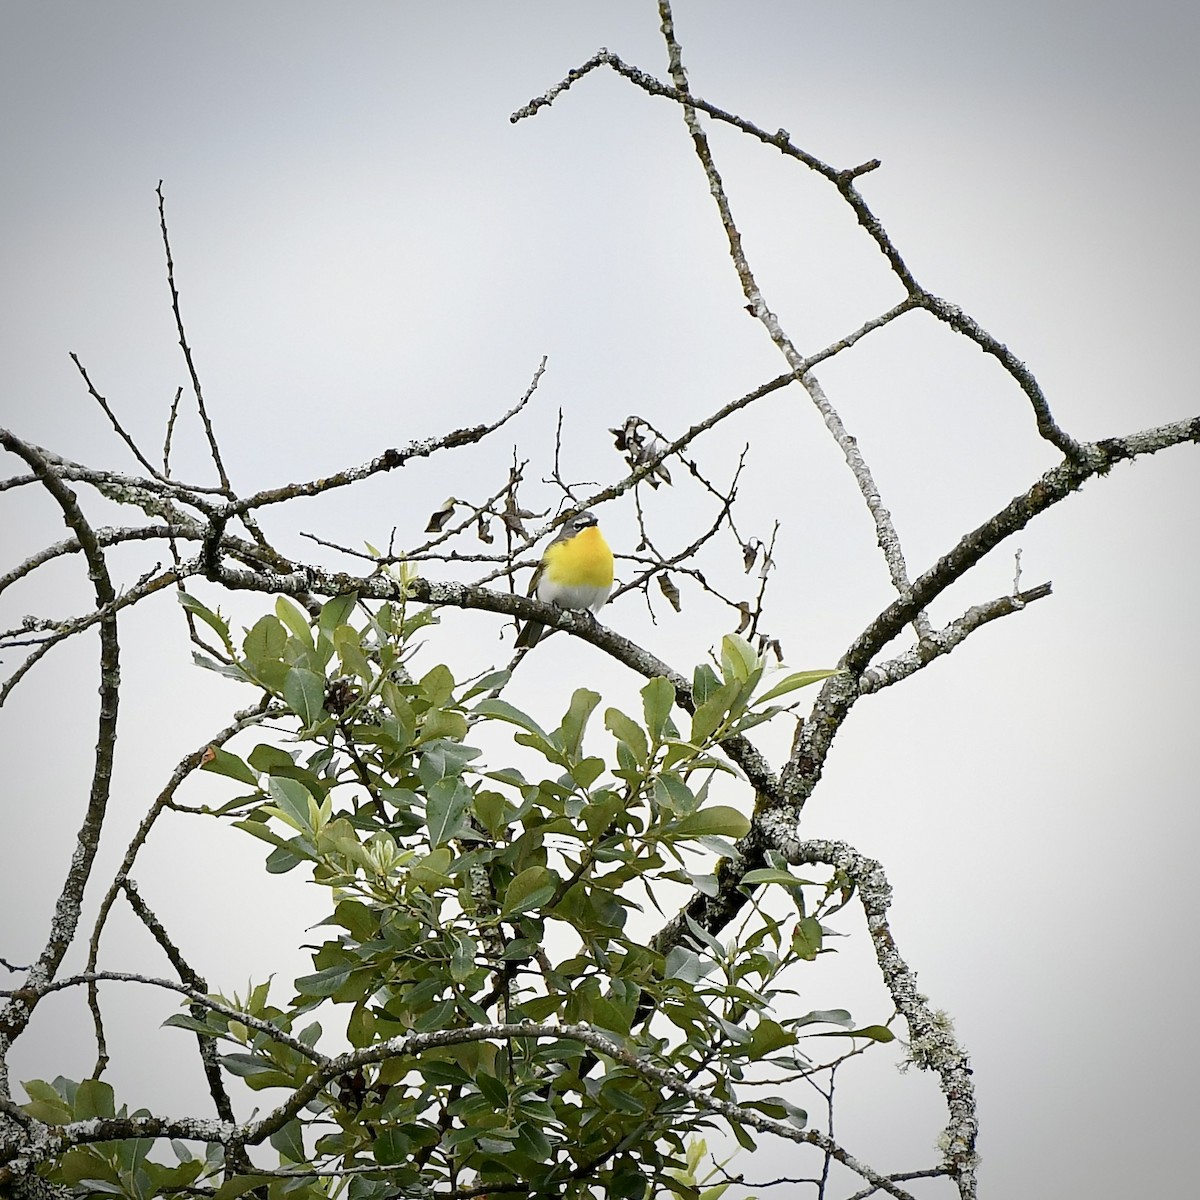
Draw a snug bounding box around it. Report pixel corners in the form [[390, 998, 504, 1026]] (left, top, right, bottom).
[[157, 182, 231, 491], [69, 353, 162, 477]]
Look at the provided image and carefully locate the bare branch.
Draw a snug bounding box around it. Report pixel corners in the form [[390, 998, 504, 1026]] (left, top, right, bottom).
[[780, 415, 1200, 817], [0, 432, 121, 1095], [68, 354, 163, 478], [84, 699, 274, 1093], [162, 385, 183, 477], [0, 522, 201, 598], [112, 882, 256, 1171], [785, 840, 979, 1198], [0, 565, 181, 708], [3, 971, 325, 1067], [860, 582, 1054, 694], [657, 6, 933, 643], [207, 357, 546, 528], [157, 182, 231, 492], [514, 46, 1084, 459]]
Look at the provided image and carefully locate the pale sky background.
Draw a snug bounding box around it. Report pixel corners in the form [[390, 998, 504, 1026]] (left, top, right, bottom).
[[2, 2, 1198, 1197]]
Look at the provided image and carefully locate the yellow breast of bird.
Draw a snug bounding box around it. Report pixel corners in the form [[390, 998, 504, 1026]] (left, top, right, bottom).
[[538, 527, 614, 611]]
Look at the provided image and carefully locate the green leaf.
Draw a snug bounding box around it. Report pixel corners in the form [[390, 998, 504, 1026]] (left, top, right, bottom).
[[641, 676, 675, 742], [57, 1147, 120, 1188], [142, 1160, 205, 1192], [162, 1013, 216, 1037], [409, 847, 453, 889], [476, 1071, 508, 1108], [794, 1008, 853, 1028], [417, 740, 479, 789], [570, 755, 606, 790], [515, 1120, 553, 1161], [243, 614, 288, 667], [178, 590, 232, 647], [425, 779, 471, 846], [422, 707, 469, 742], [317, 593, 358, 638], [420, 663, 455, 707], [213, 1174, 275, 1200], [746, 1095, 808, 1129], [740, 868, 813, 888], [450, 932, 477, 983], [729, 1120, 758, 1151], [201, 747, 257, 786], [72, 1077, 115, 1120], [332, 898, 377, 941], [275, 595, 315, 646], [792, 915, 823, 960], [818, 1024, 895, 1043], [266, 776, 316, 834], [19, 1079, 72, 1125], [666, 806, 750, 841], [283, 667, 326, 727], [720, 633, 760, 684], [461, 669, 511, 699], [417, 1059, 473, 1088], [692, 662, 722, 707], [333, 626, 373, 681], [664, 946, 702, 983], [270, 1119, 306, 1163], [191, 650, 247, 681], [747, 1019, 797, 1059], [248, 744, 296, 774], [557, 688, 601, 758], [266, 844, 306, 874], [755, 667, 840, 705], [689, 679, 740, 745], [580, 790, 623, 838], [502, 866, 559, 916], [373, 1127, 411, 1166], [473, 698, 549, 740], [604, 707, 649, 767], [654, 771, 695, 815], [473, 789, 513, 837], [294, 964, 353, 998]]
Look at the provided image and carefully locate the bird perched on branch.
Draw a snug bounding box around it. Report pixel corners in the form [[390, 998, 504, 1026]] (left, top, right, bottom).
[[514, 510, 614, 648]]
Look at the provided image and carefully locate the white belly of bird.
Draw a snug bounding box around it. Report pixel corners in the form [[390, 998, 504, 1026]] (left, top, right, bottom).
[[538, 578, 610, 614]]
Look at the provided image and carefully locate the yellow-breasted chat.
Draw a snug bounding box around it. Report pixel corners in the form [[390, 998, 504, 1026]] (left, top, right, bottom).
[[514, 511, 613, 648]]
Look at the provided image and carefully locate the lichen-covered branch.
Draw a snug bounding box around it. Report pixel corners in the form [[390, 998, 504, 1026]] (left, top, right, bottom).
[[0, 433, 121, 1102], [785, 840, 979, 1199]]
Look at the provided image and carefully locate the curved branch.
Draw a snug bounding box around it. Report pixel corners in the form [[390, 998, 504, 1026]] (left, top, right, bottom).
[[0, 523, 203, 598], [514, 46, 1084, 460], [115, 882, 242, 1143], [3, 1019, 916, 1198], [84, 699, 274, 1087], [654, 4, 931, 642], [782, 415, 1200, 814], [2, 970, 325, 1067], [209, 559, 782, 801], [209, 357, 546, 524], [860, 582, 1052, 694], [785, 840, 978, 1199], [0, 432, 121, 1094], [0, 566, 181, 708]]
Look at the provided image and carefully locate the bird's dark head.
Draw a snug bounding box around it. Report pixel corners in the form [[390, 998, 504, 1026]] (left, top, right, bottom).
[[567, 511, 599, 532]]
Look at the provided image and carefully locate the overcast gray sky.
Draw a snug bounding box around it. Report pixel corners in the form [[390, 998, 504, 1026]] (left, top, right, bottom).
[[2, 3, 1197, 1197]]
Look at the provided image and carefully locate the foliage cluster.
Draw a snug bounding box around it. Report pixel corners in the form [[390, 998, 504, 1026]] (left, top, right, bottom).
[[22, 593, 867, 1199]]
